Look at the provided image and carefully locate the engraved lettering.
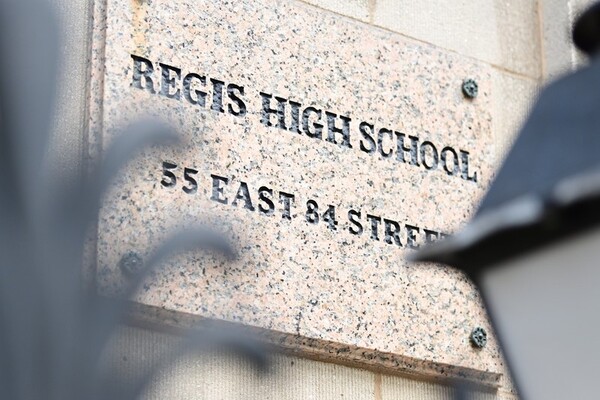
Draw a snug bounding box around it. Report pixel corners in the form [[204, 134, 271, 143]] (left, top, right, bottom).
[[359, 122, 376, 154], [210, 174, 229, 204], [160, 161, 177, 188], [210, 78, 226, 113], [279, 192, 295, 220], [227, 83, 247, 117], [405, 224, 420, 249], [325, 111, 352, 148], [383, 219, 402, 246], [423, 229, 440, 243], [460, 150, 478, 183], [441, 147, 459, 176], [182, 167, 198, 194], [260, 92, 287, 129], [377, 128, 393, 158], [395, 132, 420, 166], [159, 63, 181, 100], [348, 209, 363, 235], [420, 141, 439, 170], [165, 168, 449, 249], [366, 214, 381, 241], [258, 186, 275, 216], [302, 106, 323, 139], [289, 100, 302, 134], [232, 181, 255, 211], [182, 73, 207, 107], [131, 54, 156, 93], [130, 55, 483, 182]]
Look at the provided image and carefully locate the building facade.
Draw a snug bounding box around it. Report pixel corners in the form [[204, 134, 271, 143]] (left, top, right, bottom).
[[46, 0, 591, 398]]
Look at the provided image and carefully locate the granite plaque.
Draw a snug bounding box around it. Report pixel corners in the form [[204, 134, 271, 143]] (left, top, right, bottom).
[[92, 0, 499, 384]]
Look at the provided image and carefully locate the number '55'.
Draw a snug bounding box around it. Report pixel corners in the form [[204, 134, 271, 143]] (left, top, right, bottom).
[[160, 161, 198, 194]]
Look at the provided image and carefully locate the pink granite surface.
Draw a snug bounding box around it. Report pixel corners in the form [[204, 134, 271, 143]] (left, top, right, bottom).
[[91, 0, 501, 385]]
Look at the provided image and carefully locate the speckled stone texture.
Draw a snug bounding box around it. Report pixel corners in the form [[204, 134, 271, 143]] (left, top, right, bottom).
[[92, 0, 500, 386]]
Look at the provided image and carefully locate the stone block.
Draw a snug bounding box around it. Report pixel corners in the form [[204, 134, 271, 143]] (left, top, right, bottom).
[[91, 0, 500, 385], [491, 70, 539, 163], [539, 0, 577, 81], [373, 0, 541, 79], [107, 326, 376, 400], [299, 0, 370, 22]]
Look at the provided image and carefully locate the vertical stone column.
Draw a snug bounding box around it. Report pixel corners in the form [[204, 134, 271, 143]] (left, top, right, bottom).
[[539, 0, 596, 81], [46, 0, 93, 182]]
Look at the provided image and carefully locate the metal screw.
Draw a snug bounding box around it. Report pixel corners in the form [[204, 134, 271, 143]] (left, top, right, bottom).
[[470, 327, 487, 348], [119, 251, 144, 276], [462, 78, 478, 99]]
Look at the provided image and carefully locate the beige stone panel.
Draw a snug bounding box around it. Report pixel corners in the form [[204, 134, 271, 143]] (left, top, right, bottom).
[[94, 0, 500, 381], [373, 0, 541, 79], [492, 69, 539, 164], [106, 326, 376, 400], [149, 354, 376, 400], [380, 374, 511, 400], [299, 0, 371, 22], [539, 0, 578, 81], [106, 326, 520, 399], [539, 0, 595, 82]]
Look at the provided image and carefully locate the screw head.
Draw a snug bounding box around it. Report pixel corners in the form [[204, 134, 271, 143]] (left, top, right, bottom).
[[470, 327, 487, 348], [462, 78, 478, 99], [119, 251, 144, 276]]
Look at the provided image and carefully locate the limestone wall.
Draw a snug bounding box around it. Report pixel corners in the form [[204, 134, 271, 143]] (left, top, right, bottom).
[[46, 0, 594, 399], [105, 325, 514, 400]]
